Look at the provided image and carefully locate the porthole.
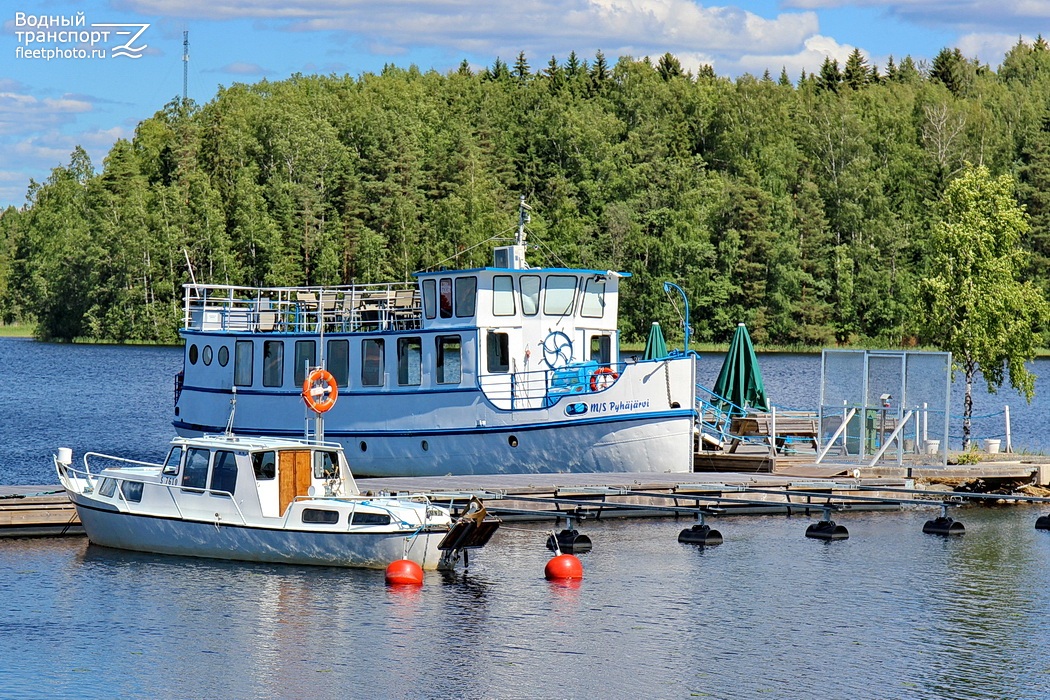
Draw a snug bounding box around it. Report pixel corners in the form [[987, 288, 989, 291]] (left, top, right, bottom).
[[202, 345, 213, 366], [217, 346, 229, 367], [359, 441, 368, 452], [188, 344, 198, 365], [508, 435, 518, 448], [421, 440, 429, 451]]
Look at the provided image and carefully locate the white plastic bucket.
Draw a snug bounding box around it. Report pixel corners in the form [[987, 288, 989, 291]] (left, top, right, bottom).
[[982, 439, 1001, 454], [925, 440, 940, 455]]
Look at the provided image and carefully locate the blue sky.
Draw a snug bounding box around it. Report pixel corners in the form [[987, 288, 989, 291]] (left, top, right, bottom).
[[0, 0, 1041, 208]]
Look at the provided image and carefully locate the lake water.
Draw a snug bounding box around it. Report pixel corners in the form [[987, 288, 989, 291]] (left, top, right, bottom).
[[4, 338, 1050, 698]]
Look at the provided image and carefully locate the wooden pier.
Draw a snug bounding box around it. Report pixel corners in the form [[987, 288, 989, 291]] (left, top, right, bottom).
[[0, 486, 82, 537]]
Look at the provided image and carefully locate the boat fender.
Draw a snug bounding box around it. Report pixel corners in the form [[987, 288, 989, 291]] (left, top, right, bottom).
[[589, 366, 619, 392], [302, 368, 338, 413]]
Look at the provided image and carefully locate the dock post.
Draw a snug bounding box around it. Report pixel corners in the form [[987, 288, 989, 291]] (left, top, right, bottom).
[[769, 406, 778, 457], [1004, 404, 1012, 453]]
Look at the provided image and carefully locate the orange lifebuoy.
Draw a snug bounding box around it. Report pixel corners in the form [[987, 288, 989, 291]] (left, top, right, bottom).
[[589, 366, 619, 392], [302, 368, 338, 413]]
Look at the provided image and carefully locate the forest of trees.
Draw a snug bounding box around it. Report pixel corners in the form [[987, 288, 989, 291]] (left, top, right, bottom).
[[3, 42, 1050, 347]]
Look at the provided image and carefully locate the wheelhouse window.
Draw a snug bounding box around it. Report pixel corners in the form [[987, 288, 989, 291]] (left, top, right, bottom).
[[581, 277, 607, 318], [314, 450, 339, 479], [263, 340, 284, 387], [361, 339, 385, 386], [520, 275, 541, 316], [439, 278, 453, 318], [455, 277, 477, 317], [252, 451, 276, 480], [162, 446, 183, 476], [234, 340, 253, 386], [590, 334, 612, 364], [544, 275, 578, 316], [294, 340, 316, 386], [327, 339, 350, 388], [493, 275, 515, 316], [397, 337, 422, 386], [436, 335, 462, 384], [487, 331, 509, 373], [209, 450, 238, 496], [182, 448, 210, 491], [422, 279, 437, 319]]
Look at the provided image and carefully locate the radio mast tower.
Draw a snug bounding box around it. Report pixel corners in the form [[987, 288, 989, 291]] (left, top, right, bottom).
[[182, 30, 189, 102]]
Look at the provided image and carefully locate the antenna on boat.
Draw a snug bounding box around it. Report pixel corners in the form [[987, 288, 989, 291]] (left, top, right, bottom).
[[224, 387, 237, 437], [516, 195, 531, 246]]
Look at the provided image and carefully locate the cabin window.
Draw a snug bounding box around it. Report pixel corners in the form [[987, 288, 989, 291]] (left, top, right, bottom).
[[455, 277, 477, 317], [99, 478, 117, 498], [493, 275, 515, 316], [209, 450, 238, 497], [422, 279, 437, 319], [436, 335, 462, 384], [234, 341, 253, 386], [327, 340, 350, 387], [590, 334, 612, 364], [352, 511, 391, 526], [581, 277, 606, 318], [202, 345, 213, 366], [302, 508, 339, 524], [397, 337, 422, 386], [439, 278, 453, 318], [487, 331, 509, 373], [182, 448, 210, 491], [188, 344, 198, 365], [218, 346, 229, 367], [162, 446, 183, 476], [361, 339, 385, 386], [544, 275, 578, 316], [263, 340, 284, 387], [120, 481, 143, 503], [252, 451, 276, 480], [520, 275, 541, 316], [314, 450, 339, 479], [294, 340, 316, 386]]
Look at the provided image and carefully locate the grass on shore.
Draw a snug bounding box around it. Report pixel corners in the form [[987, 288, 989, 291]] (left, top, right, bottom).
[[0, 324, 34, 338]]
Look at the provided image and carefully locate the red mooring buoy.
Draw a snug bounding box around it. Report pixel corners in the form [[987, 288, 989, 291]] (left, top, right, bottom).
[[385, 559, 424, 586], [544, 553, 584, 581]]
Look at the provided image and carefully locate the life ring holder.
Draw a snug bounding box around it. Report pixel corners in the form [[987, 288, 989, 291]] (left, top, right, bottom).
[[302, 368, 338, 413], [589, 366, 619, 392]]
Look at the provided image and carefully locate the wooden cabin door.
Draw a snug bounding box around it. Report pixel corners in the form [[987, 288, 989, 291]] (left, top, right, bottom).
[[278, 450, 312, 516]]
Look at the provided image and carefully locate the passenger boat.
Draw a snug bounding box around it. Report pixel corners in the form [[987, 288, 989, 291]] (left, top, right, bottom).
[[54, 409, 498, 569], [172, 199, 698, 477]]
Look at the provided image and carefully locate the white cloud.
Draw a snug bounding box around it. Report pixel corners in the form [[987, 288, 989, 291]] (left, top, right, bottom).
[[729, 34, 855, 80], [957, 32, 1034, 68], [782, 0, 1050, 33]]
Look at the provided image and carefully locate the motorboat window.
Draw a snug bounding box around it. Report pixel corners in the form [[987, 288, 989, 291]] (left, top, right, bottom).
[[455, 277, 477, 317], [313, 450, 339, 479], [188, 344, 198, 365], [209, 450, 238, 497], [520, 275, 540, 316], [120, 480, 143, 503], [439, 278, 453, 318], [162, 446, 184, 476], [327, 339, 350, 387], [99, 478, 117, 498], [361, 339, 385, 386], [590, 334, 612, 363], [182, 448, 210, 491], [544, 275, 578, 316], [263, 340, 284, 387], [294, 340, 317, 386], [351, 511, 391, 526], [302, 508, 339, 524], [493, 275, 515, 316], [202, 345, 213, 366], [234, 340, 253, 387], [397, 337, 422, 386], [581, 277, 606, 318], [422, 279, 437, 319], [487, 331, 510, 373], [252, 451, 276, 480], [218, 346, 229, 367], [436, 335, 462, 384]]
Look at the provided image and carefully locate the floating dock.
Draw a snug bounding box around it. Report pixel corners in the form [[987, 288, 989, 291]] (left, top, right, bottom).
[[0, 485, 83, 537]]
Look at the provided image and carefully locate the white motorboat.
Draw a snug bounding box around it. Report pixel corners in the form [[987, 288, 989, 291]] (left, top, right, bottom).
[[54, 419, 498, 570]]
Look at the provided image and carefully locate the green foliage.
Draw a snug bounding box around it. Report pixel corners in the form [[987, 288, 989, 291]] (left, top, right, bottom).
[[0, 42, 1049, 361]]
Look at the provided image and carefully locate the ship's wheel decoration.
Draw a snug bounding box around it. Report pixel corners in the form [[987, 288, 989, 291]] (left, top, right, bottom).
[[541, 330, 573, 369]]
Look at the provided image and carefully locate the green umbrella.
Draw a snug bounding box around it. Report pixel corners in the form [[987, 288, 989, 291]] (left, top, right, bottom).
[[643, 321, 668, 360], [712, 322, 768, 414]]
